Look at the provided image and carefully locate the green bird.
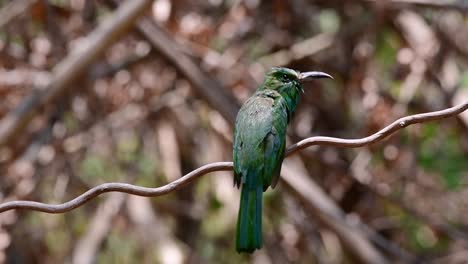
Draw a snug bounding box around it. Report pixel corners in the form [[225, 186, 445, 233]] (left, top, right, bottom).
[[233, 67, 332, 253]]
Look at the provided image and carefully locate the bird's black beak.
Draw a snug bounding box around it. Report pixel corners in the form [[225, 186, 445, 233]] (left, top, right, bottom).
[[298, 71, 333, 81]]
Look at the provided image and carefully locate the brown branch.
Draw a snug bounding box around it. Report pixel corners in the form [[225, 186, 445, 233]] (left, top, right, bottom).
[[286, 101, 468, 155], [0, 101, 466, 214], [0, 162, 233, 213]]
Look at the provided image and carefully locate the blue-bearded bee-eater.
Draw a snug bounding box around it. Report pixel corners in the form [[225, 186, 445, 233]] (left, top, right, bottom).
[[233, 67, 332, 253]]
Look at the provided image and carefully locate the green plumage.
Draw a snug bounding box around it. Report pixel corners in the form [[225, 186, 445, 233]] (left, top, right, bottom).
[[233, 67, 304, 253], [233, 67, 332, 253]]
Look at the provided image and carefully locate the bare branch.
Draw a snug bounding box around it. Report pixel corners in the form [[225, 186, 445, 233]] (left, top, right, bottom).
[[286, 101, 468, 155], [0, 162, 233, 213], [0, 101, 466, 213]]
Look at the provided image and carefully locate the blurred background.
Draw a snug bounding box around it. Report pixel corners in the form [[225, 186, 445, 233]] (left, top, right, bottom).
[[0, 0, 467, 263]]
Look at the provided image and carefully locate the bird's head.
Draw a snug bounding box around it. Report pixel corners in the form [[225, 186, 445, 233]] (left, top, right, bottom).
[[261, 67, 332, 94]]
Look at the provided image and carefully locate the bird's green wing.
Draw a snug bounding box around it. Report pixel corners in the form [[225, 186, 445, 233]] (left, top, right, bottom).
[[233, 92, 288, 190], [233, 95, 275, 189], [262, 97, 288, 190]]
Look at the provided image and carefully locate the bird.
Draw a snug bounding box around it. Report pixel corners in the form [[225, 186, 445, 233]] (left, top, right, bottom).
[[233, 67, 332, 253]]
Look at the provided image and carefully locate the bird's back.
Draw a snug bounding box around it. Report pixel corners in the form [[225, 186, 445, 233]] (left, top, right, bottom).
[[233, 91, 288, 190]]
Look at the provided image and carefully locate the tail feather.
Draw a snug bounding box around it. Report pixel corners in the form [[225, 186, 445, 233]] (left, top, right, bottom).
[[236, 185, 263, 253]]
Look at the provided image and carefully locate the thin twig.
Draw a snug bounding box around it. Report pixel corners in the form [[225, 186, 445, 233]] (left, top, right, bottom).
[[0, 162, 233, 213], [286, 101, 468, 155], [0, 101, 466, 213]]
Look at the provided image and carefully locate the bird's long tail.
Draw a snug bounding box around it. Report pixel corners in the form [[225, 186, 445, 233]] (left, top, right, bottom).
[[236, 184, 263, 253]]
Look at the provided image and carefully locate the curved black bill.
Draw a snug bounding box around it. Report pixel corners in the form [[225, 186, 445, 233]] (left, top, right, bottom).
[[299, 71, 333, 81]]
